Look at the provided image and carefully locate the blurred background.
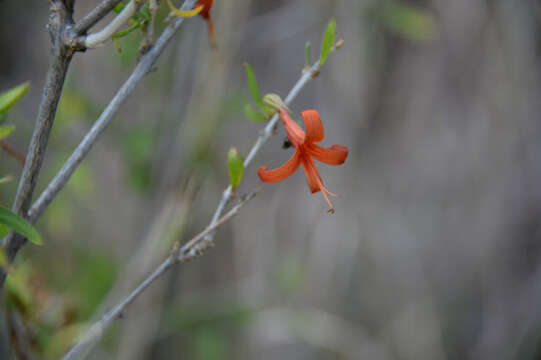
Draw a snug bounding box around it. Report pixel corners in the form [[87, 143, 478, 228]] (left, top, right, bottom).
[[2, 0, 541, 359]]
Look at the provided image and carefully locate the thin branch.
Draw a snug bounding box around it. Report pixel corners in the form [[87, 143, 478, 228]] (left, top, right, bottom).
[[83, 0, 144, 48], [62, 190, 257, 360], [197, 43, 342, 249], [7, 310, 36, 360], [61, 42, 342, 359], [27, 0, 197, 223], [74, 0, 124, 35], [175, 190, 259, 260], [0, 0, 197, 293], [2, 0, 75, 263]]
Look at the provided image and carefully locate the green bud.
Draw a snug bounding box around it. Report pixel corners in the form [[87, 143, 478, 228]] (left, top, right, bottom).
[[262, 93, 289, 114], [227, 148, 244, 190]]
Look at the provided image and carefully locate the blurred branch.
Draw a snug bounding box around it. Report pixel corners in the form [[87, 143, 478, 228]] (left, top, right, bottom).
[[142, 0, 160, 51], [7, 310, 36, 360], [27, 0, 197, 223], [197, 42, 343, 251], [74, 0, 124, 35], [2, 0, 75, 276], [252, 307, 390, 359], [62, 190, 257, 360], [83, 0, 144, 49]]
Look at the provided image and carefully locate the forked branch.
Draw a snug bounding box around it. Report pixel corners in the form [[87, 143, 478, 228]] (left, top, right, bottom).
[[62, 190, 257, 360]]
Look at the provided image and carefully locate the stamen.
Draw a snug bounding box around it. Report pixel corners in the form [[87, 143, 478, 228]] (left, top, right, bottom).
[[321, 188, 335, 214], [314, 169, 336, 212], [305, 155, 337, 214]]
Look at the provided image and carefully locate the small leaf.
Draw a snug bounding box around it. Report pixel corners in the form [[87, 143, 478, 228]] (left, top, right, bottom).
[[113, 3, 125, 13], [305, 41, 311, 67], [383, 2, 437, 42], [0, 174, 13, 185], [0, 125, 15, 140], [0, 82, 30, 115], [0, 224, 8, 238], [244, 104, 267, 123], [244, 63, 263, 108], [320, 18, 336, 66], [0, 206, 42, 245], [228, 148, 244, 190], [0, 247, 7, 268], [5, 267, 32, 312], [112, 22, 142, 39], [137, 2, 151, 21]]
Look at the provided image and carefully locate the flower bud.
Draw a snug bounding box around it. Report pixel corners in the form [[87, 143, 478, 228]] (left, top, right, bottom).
[[263, 93, 289, 113]]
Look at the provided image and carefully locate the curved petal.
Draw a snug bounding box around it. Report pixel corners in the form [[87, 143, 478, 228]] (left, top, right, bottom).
[[301, 110, 324, 143], [166, 0, 205, 17], [279, 109, 305, 147], [300, 156, 322, 193], [258, 150, 301, 183], [197, 0, 213, 19], [306, 144, 348, 165]]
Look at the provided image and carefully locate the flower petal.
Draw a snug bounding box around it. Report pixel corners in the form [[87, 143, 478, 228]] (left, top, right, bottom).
[[166, 0, 205, 17], [306, 144, 348, 165], [197, 0, 214, 19], [279, 109, 305, 147], [301, 110, 324, 143], [300, 156, 323, 193], [258, 150, 301, 183]]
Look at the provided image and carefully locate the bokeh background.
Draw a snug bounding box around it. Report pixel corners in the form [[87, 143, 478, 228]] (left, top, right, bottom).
[[2, 0, 541, 359]]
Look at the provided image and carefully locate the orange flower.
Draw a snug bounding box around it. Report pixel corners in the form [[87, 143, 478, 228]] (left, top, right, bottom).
[[258, 109, 348, 213], [194, 0, 216, 48], [194, 0, 213, 20], [166, 0, 217, 48]]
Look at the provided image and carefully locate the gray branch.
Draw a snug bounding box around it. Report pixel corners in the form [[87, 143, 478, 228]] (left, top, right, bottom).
[[2, 0, 75, 261], [62, 191, 256, 360], [198, 44, 341, 249], [61, 44, 342, 359], [84, 0, 143, 48], [28, 0, 197, 223], [73, 0, 125, 35]]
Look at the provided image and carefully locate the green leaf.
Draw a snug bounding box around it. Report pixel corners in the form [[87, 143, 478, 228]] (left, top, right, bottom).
[[113, 3, 125, 13], [244, 104, 267, 123], [383, 2, 437, 42], [112, 22, 142, 39], [0, 125, 15, 140], [137, 2, 151, 22], [0, 82, 30, 115], [0, 247, 7, 268], [0, 206, 42, 245], [0, 224, 8, 238], [227, 148, 244, 190], [320, 18, 336, 66], [305, 41, 312, 67], [0, 174, 13, 185], [244, 63, 263, 108], [5, 270, 32, 311]]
